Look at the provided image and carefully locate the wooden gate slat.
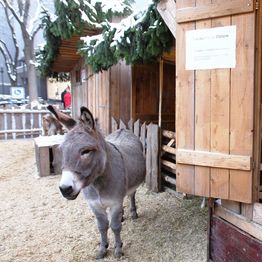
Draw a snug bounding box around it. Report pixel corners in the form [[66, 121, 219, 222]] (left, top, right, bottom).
[[194, 0, 211, 197], [210, 14, 231, 199], [176, 0, 196, 195], [229, 13, 255, 204]]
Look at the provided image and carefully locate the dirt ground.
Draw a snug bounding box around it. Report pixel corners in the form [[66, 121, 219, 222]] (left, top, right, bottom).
[[0, 139, 208, 262]]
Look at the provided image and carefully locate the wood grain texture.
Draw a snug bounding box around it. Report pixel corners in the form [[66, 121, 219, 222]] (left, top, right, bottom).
[[194, 0, 211, 197], [210, 215, 262, 261], [209, 11, 231, 200], [176, 0, 195, 195], [230, 12, 255, 203], [176, 149, 252, 171], [177, 0, 254, 23]]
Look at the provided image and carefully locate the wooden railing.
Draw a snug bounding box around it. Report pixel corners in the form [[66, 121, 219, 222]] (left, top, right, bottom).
[[0, 108, 70, 140]]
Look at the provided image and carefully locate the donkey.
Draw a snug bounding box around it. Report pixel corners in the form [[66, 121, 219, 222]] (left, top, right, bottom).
[[47, 105, 146, 259], [42, 113, 64, 136]]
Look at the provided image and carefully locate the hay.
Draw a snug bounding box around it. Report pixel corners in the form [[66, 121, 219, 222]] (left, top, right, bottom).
[[0, 139, 208, 262]]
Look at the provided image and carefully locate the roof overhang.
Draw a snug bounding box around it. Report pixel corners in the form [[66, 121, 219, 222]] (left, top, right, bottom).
[[51, 29, 100, 72]]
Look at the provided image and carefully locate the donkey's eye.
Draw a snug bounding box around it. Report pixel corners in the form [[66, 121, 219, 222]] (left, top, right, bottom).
[[81, 149, 92, 156]]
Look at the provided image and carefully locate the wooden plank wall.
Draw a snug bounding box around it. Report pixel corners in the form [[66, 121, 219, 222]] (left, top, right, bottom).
[[132, 62, 176, 131], [132, 63, 159, 124], [176, 0, 195, 195], [110, 60, 132, 125], [87, 67, 110, 135], [176, 0, 256, 204], [210, 215, 262, 262], [162, 62, 176, 131]]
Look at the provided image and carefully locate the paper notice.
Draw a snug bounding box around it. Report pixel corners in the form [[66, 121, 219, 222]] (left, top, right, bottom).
[[186, 25, 236, 70]]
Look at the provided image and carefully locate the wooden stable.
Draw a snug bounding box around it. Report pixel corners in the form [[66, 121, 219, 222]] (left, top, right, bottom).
[[69, 53, 176, 135], [47, 2, 262, 259], [157, 0, 262, 260]]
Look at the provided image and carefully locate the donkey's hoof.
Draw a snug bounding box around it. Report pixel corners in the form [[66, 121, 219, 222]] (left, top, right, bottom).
[[114, 248, 123, 258], [131, 212, 138, 220], [96, 249, 107, 260]]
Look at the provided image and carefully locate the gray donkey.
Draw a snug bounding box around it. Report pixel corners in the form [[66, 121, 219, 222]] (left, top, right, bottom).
[[47, 105, 146, 259]]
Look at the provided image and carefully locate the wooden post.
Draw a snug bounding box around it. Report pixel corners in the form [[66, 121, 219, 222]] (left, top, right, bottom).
[[158, 58, 164, 128], [134, 119, 140, 137], [128, 118, 134, 131], [146, 124, 160, 192], [119, 119, 126, 129], [140, 122, 146, 156], [111, 117, 118, 132]]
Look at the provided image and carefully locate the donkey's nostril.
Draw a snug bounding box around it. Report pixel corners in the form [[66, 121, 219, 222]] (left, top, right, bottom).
[[59, 185, 73, 196]]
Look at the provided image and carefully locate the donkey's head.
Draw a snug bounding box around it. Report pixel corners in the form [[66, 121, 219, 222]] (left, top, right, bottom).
[[47, 105, 107, 200]]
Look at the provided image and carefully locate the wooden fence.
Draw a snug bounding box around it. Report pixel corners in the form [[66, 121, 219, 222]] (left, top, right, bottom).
[[111, 118, 177, 193], [0, 108, 69, 140], [112, 118, 161, 192]]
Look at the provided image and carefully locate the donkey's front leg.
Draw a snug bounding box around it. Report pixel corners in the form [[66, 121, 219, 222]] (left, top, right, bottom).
[[110, 204, 124, 258], [92, 207, 109, 260]]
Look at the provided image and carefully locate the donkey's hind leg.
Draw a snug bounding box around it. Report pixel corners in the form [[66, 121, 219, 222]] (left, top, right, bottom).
[[129, 191, 138, 219]]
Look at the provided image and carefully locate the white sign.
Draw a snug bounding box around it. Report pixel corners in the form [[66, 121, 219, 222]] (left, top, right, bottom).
[[11, 87, 25, 99], [186, 26, 236, 70], [81, 69, 87, 82]]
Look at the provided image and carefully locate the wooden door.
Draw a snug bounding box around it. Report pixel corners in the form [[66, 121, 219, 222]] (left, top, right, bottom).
[[176, 0, 258, 203]]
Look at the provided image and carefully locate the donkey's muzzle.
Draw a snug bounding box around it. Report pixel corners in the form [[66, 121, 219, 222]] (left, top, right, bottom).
[[59, 185, 77, 200]]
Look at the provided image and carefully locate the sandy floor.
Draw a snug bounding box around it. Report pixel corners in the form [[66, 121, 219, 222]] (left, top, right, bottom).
[[0, 139, 208, 262]]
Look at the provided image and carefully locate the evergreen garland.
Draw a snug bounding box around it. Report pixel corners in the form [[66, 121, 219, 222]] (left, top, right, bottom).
[[37, 0, 173, 76], [37, 0, 133, 77], [79, 3, 173, 73]]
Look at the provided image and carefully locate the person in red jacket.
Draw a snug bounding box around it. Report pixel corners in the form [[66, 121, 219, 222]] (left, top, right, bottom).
[[64, 86, 71, 109]]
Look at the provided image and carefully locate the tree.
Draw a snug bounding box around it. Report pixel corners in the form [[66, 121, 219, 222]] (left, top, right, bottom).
[[0, 0, 46, 105], [0, 5, 19, 86]]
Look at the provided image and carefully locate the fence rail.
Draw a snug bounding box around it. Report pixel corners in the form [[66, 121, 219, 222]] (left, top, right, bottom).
[[0, 108, 70, 140]]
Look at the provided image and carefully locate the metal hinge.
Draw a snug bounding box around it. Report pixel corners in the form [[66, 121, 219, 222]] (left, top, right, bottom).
[[256, 0, 259, 10]]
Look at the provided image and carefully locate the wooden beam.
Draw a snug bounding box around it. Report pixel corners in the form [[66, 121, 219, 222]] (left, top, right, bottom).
[[214, 204, 262, 242], [162, 173, 176, 185], [162, 129, 176, 139], [176, 0, 254, 23], [158, 58, 164, 127], [162, 145, 176, 155], [161, 159, 176, 170], [157, 0, 176, 38], [176, 149, 252, 171], [253, 203, 262, 225]]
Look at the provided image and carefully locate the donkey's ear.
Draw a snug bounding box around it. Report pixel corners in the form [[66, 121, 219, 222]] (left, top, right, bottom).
[[47, 105, 76, 130], [80, 106, 95, 130]]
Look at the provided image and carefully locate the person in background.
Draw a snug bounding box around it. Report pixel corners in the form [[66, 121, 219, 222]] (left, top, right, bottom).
[[61, 88, 67, 108], [64, 86, 71, 109]]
